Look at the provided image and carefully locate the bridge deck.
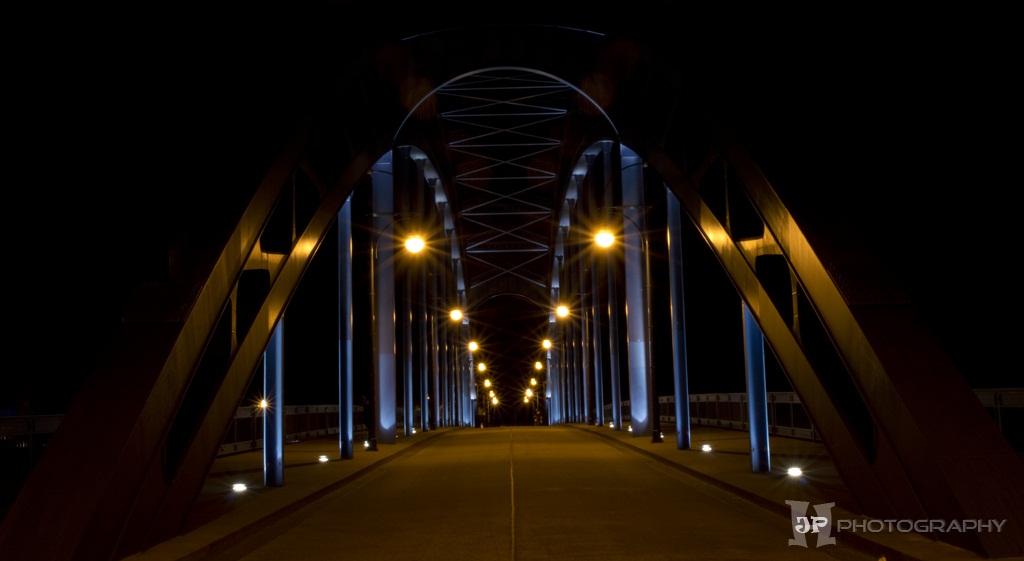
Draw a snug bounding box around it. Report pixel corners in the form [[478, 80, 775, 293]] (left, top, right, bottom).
[[124, 426, 1018, 561]]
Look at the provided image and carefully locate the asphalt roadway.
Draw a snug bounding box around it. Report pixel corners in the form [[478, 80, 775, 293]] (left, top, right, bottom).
[[122, 425, 1022, 561]]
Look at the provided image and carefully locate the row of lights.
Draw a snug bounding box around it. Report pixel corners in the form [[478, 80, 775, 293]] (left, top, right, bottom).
[[228, 230, 802, 492]]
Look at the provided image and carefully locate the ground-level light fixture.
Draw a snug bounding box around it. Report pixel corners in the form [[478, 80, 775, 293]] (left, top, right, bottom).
[[232, 483, 247, 492], [701, 444, 712, 452], [318, 455, 329, 462], [787, 467, 803, 477]]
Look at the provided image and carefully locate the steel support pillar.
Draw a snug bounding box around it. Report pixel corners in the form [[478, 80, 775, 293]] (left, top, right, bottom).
[[600, 142, 623, 431], [589, 239, 605, 427], [338, 195, 354, 459], [666, 187, 692, 450], [264, 318, 284, 487], [742, 301, 770, 473], [621, 152, 653, 437], [371, 153, 397, 445], [403, 250, 415, 436]]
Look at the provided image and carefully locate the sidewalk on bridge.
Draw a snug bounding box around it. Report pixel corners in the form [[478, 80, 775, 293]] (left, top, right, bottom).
[[578, 423, 1013, 561], [125, 424, 1018, 561]]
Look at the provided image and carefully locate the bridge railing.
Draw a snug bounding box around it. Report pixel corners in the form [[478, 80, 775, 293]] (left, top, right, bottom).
[[3, 389, 1021, 481]]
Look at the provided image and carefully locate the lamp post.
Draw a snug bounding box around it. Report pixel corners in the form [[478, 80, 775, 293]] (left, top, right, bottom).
[[595, 211, 662, 443], [369, 214, 425, 450]]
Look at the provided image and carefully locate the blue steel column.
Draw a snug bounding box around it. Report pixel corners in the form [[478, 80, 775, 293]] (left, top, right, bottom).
[[372, 155, 397, 445], [419, 257, 430, 432], [437, 291, 448, 427], [429, 265, 441, 429], [417, 165, 431, 433], [577, 219, 593, 425], [403, 246, 415, 437], [666, 187, 692, 450], [590, 249, 605, 427], [338, 195, 354, 459], [743, 301, 770, 472], [463, 319, 473, 427], [602, 143, 623, 431], [432, 259, 444, 429], [264, 318, 284, 487], [621, 153, 653, 437]]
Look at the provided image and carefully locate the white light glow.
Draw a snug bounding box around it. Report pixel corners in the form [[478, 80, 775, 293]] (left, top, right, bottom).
[[787, 467, 803, 477], [405, 235, 425, 253], [701, 444, 712, 452], [232, 483, 247, 492], [319, 455, 329, 462]]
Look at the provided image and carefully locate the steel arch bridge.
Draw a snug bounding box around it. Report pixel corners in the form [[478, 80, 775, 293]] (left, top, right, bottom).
[[3, 7, 1022, 560]]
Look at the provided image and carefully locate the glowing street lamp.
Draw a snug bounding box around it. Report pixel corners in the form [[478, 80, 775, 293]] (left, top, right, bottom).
[[404, 235, 426, 253], [477, 362, 486, 372], [468, 341, 478, 352], [534, 361, 543, 371], [556, 304, 569, 318], [595, 228, 615, 248], [450, 309, 463, 321], [542, 339, 552, 350]]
